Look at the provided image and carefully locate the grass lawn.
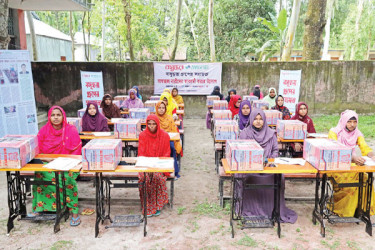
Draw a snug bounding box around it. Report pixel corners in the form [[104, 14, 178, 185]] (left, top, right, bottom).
[[312, 115, 375, 138]]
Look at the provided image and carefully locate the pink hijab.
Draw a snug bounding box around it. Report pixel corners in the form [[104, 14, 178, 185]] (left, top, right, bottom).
[[38, 106, 82, 155], [331, 110, 363, 149]]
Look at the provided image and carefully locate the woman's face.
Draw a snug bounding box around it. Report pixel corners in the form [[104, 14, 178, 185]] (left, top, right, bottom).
[[346, 119, 358, 132], [50, 108, 63, 126], [147, 120, 157, 133], [104, 97, 111, 106], [241, 104, 251, 116], [253, 114, 264, 129], [88, 104, 97, 116], [163, 97, 168, 106], [298, 105, 308, 116], [277, 96, 284, 106], [230, 91, 235, 97], [130, 92, 135, 100], [270, 89, 276, 98], [172, 89, 178, 97], [235, 99, 242, 108], [157, 103, 166, 116]]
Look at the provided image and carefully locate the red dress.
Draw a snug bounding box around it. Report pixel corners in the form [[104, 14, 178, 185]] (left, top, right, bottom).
[[138, 115, 171, 215]]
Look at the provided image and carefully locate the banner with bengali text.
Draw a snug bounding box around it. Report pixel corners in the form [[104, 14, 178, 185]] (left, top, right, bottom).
[[278, 70, 302, 114], [153, 62, 222, 95], [81, 71, 104, 108]]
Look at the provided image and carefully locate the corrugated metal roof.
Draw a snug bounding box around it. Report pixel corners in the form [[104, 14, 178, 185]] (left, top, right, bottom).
[[24, 16, 71, 41]]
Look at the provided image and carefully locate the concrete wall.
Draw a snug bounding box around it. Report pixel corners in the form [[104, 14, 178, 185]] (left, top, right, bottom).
[[32, 61, 375, 117]]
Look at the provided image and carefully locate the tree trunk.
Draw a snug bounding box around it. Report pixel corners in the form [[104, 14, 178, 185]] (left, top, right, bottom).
[[302, 0, 326, 60], [122, 0, 135, 61], [0, 0, 10, 49], [208, 0, 216, 61], [101, 1, 106, 61], [281, 0, 301, 61], [184, 0, 201, 60], [350, 0, 364, 60], [26, 11, 38, 61], [87, 11, 91, 61], [69, 11, 75, 61], [321, 0, 334, 60], [170, 0, 182, 61]]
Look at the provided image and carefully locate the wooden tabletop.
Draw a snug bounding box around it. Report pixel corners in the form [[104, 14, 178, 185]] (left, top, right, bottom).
[[277, 137, 304, 143], [108, 121, 146, 126], [319, 164, 375, 174], [80, 132, 180, 141], [120, 111, 129, 115], [222, 158, 318, 174]]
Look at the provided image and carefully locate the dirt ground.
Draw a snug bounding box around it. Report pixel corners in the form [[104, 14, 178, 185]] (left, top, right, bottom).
[[0, 118, 375, 249]]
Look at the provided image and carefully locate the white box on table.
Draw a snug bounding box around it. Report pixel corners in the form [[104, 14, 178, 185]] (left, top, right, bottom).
[[144, 100, 159, 113], [212, 110, 232, 121], [252, 100, 269, 109], [225, 139, 264, 171], [264, 110, 282, 125], [213, 100, 228, 110], [82, 139, 122, 170], [214, 120, 239, 140], [206, 96, 220, 106], [243, 96, 259, 103], [66, 117, 82, 133], [114, 95, 129, 106], [113, 119, 141, 139], [277, 120, 307, 140]]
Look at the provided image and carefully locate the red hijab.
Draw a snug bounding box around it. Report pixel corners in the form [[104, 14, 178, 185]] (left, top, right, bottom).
[[291, 102, 316, 133], [38, 106, 82, 155], [138, 114, 171, 157], [228, 95, 241, 118]]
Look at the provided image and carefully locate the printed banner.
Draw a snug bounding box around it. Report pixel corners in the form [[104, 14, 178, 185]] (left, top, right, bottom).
[[153, 62, 222, 95], [81, 71, 104, 108], [278, 70, 302, 114], [0, 50, 38, 138]]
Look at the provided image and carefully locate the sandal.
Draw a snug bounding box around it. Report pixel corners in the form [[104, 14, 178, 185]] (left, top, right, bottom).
[[70, 216, 81, 226], [153, 210, 161, 217], [81, 208, 95, 215]]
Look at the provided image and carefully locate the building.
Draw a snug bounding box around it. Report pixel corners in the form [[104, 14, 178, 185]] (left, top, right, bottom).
[[74, 32, 101, 62]]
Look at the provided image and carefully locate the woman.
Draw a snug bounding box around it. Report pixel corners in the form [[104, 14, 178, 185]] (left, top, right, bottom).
[[225, 89, 236, 103], [211, 86, 224, 100], [100, 94, 121, 120], [233, 100, 251, 131], [156, 101, 182, 179], [250, 85, 264, 99], [236, 109, 297, 223], [132, 86, 143, 101], [138, 115, 170, 216], [82, 101, 109, 132], [263, 87, 277, 108], [327, 110, 375, 217], [291, 102, 316, 153], [271, 95, 291, 120], [120, 88, 144, 111], [31, 106, 82, 226], [172, 88, 184, 105], [160, 92, 178, 117], [228, 95, 242, 118]]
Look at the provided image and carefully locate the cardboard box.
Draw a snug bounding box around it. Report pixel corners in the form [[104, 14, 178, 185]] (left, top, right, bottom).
[[225, 140, 264, 171], [150, 96, 161, 101], [0, 135, 39, 169], [212, 110, 232, 121], [66, 117, 82, 133], [213, 100, 228, 110], [129, 108, 150, 123], [214, 120, 239, 140], [144, 100, 159, 113], [252, 100, 269, 110], [206, 95, 220, 106], [277, 120, 307, 140], [114, 95, 129, 106], [303, 139, 352, 170], [82, 139, 122, 170], [113, 119, 141, 139], [77, 107, 103, 118], [264, 110, 282, 125], [243, 96, 259, 103], [112, 100, 121, 108]]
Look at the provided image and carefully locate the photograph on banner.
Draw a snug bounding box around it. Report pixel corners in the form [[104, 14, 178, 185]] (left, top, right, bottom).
[[0, 50, 38, 138], [278, 70, 302, 114], [154, 62, 222, 95], [81, 71, 104, 108]]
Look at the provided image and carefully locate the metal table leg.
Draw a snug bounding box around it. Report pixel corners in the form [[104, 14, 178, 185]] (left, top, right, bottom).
[[143, 173, 148, 237], [275, 174, 282, 238], [230, 175, 235, 238], [363, 172, 373, 236], [319, 174, 327, 237], [6, 171, 24, 234]]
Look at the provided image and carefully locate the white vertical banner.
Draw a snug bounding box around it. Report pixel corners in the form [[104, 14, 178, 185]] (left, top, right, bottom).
[[278, 70, 302, 114], [80, 71, 104, 108], [0, 50, 38, 137], [153, 62, 222, 95]]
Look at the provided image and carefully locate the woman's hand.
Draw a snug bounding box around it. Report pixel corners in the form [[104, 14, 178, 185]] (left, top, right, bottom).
[[172, 114, 178, 121], [353, 155, 366, 166], [294, 143, 302, 152]]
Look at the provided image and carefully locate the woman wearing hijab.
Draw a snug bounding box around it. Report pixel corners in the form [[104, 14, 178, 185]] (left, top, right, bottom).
[[160, 92, 178, 117], [225, 89, 236, 103], [233, 100, 251, 131], [250, 85, 264, 99], [290, 102, 316, 153], [228, 95, 242, 118], [132, 86, 143, 101], [263, 87, 277, 108], [100, 94, 121, 120], [271, 95, 291, 120], [327, 110, 375, 217], [30, 106, 82, 226], [156, 101, 182, 179], [121, 89, 144, 111], [82, 101, 109, 132], [171, 88, 184, 105], [210, 86, 224, 100], [138, 115, 170, 216], [236, 109, 297, 223]]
